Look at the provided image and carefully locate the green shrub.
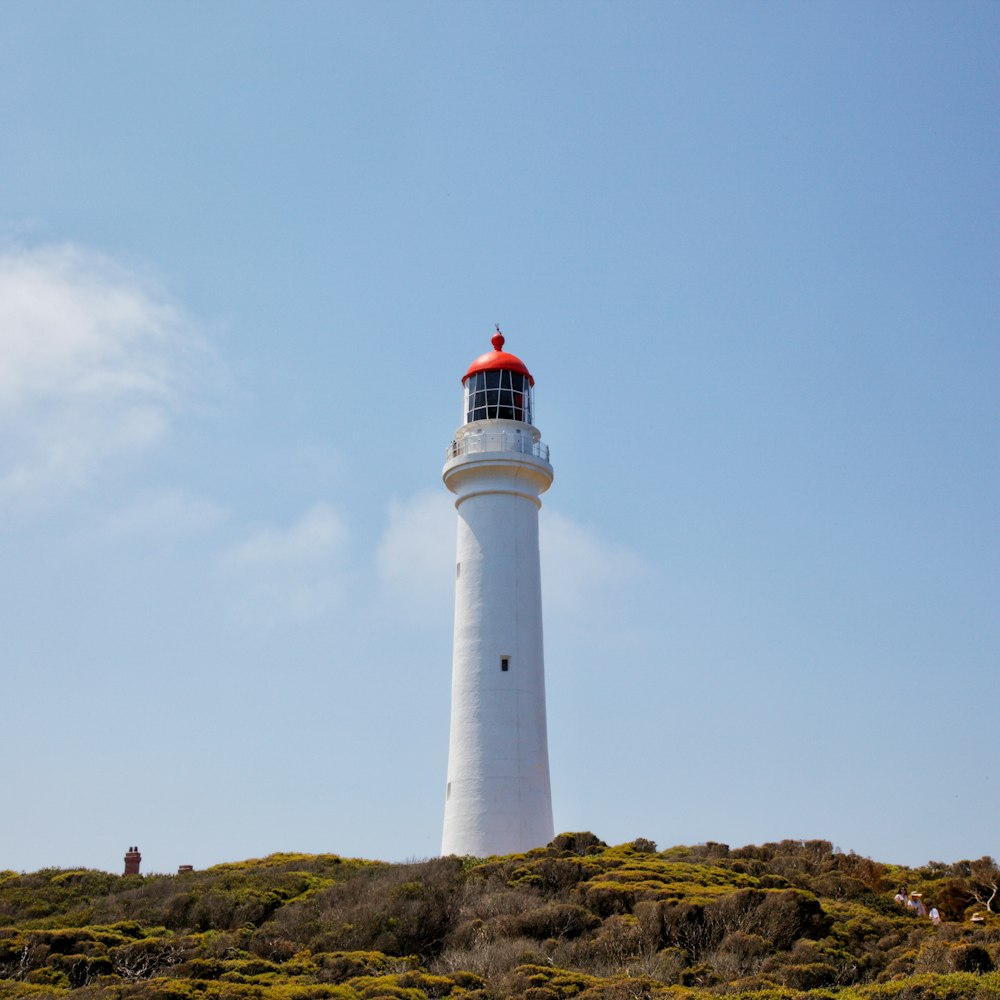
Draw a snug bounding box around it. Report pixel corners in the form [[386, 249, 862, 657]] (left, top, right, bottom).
[[22, 969, 68, 990], [548, 834, 608, 857], [314, 952, 411, 983], [513, 904, 600, 941], [774, 960, 838, 989], [4, 843, 1000, 1000], [0, 984, 67, 1000], [949, 944, 993, 974], [855, 970, 1000, 999]]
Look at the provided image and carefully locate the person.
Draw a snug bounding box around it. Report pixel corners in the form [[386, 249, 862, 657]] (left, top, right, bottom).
[[895, 887, 908, 905], [911, 892, 927, 917], [929, 905, 941, 925]]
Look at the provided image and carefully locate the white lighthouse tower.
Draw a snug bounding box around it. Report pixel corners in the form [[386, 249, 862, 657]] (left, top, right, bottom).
[[441, 330, 555, 857]]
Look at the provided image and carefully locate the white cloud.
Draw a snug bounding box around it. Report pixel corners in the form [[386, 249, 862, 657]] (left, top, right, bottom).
[[375, 490, 454, 623], [373, 491, 649, 632], [540, 510, 648, 619], [216, 503, 348, 625], [97, 489, 228, 541], [0, 242, 206, 513]]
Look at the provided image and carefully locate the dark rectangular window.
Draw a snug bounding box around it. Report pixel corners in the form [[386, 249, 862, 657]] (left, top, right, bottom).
[[501, 657, 509, 672]]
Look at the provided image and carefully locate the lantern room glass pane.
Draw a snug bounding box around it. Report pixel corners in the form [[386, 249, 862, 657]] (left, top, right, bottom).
[[464, 370, 533, 424]]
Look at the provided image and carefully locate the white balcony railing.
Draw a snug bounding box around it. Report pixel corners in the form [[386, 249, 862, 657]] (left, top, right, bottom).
[[446, 429, 550, 463]]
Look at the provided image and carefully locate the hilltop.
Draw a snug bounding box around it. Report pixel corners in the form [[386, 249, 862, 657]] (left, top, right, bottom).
[[1, 835, 997, 1000]]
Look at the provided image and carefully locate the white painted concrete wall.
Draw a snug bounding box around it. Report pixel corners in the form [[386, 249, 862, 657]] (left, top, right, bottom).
[[441, 422, 554, 857]]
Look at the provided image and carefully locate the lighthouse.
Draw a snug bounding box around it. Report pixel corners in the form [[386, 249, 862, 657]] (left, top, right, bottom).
[[441, 330, 555, 857]]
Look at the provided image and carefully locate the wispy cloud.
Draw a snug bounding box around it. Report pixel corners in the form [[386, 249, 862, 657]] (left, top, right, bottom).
[[373, 491, 649, 632], [216, 502, 348, 625], [97, 489, 228, 542], [0, 242, 207, 514], [375, 490, 454, 624], [540, 510, 648, 619]]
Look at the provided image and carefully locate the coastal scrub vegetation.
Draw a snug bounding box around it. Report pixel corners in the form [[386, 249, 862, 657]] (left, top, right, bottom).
[[1, 838, 998, 1000]]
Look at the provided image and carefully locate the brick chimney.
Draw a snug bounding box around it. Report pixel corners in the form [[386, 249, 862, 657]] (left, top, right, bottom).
[[124, 846, 141, 876]]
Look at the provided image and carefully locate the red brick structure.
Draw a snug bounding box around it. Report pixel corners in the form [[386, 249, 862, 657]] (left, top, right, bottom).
[[124, 846, 141, 875]]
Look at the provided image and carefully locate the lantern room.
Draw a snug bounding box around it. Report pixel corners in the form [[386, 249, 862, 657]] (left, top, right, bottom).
[[462, 330, 535, 424]]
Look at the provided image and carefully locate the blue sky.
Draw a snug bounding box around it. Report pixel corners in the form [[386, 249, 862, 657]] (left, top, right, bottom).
[[1, 1, 997, 874]]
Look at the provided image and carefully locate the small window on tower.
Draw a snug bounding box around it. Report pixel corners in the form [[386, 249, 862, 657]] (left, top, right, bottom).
[[501, 657, 510, 672], [456, 562, 461, 579]]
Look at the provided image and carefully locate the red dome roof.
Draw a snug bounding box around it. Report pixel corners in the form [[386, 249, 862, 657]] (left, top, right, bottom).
[[462, 331, 534, 385]]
